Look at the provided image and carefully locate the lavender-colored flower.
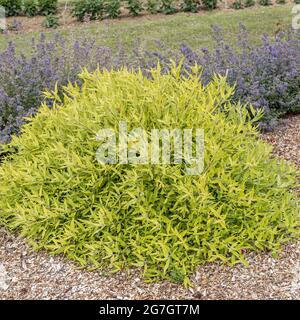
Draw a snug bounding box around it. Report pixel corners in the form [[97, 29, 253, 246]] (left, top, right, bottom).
[[1, 25, 300, 145]]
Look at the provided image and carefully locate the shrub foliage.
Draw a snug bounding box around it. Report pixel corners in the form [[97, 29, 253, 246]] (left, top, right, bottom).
[[73, 0, 105, 21], [23, 0, 39, 17], [127, 0, 143, 16], [37, 0, 58, 15], [0, 0, 22, 16], [0, 66, 298, 284]]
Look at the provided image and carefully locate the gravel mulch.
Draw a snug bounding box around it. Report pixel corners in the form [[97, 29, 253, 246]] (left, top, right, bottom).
[[0, 115, 299, 300]]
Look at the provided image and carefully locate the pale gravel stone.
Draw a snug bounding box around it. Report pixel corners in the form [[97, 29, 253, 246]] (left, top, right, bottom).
[[0, 264, 9, 291], [0, 114, 299, 300]]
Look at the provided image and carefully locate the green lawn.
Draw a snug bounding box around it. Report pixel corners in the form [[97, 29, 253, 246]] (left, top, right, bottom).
[[0, 5, 295, 51]]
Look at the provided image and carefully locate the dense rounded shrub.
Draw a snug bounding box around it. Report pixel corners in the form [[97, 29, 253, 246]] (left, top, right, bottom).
[[202, 0, 217, 10], [23, 0, 39, 17], [73, 0, 105, 21], [259, 0, 271, 5], [106, 0, 121, 18], [244, 0, 255, 7], [43, 13, 59, 28], [127, 0, 143, 16], [0, 66, 298, 284], [0, 0, 22, 16], [159, 0, 177, 14], [232, 0, 243, 9], [181, 0, 198, 12], [146, 0, 159, 13], [37, 0, 58, 15]]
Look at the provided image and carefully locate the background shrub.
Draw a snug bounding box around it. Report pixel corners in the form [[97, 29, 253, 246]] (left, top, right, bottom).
[[259, 0, 271, 5], [73, 0, 105, 21], [37, 0, 58, 15], [23, 0, 39, 17], [127, 0, 143, 16], [0, 66, 298, 284], [43, 13, 59, 28], [232, 0, 243, 8], [159, 0, 177, 14], [201, 0, 217, 10], [244, 0, 255, 7], [106, 0, 121, 18], [146, 0, 158, 13], [181, 0, 198, 12], [0, 0, 22, 16]]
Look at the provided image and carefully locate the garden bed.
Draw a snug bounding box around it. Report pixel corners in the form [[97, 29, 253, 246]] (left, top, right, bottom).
[[1, 1, 296, 34]]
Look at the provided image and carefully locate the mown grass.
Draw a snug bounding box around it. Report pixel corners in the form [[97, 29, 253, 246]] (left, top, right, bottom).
[[0, 5, 295, 51]]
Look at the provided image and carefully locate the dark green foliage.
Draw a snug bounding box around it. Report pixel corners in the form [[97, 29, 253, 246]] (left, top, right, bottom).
[[0, 0, 22, 16], [159, 0, 177, 14], [73, 0, 105, 21], [127, 0, 143, 16], [232, 0, 243, 9], [244, 0, 255, 7], [38, 0, 58, 15], [259, 0, 271, 5], [106, 0, 121, 18], [146, 0, 158, 13], [181, 0, 198, 12], [43, 13, 59, 28], [201, 0, 217, 10], [23, 0, 39, 17]]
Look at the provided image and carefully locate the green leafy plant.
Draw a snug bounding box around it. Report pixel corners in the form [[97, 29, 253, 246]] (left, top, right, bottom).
[[73, 0, 105, 21], [295, 0, 300, 4], [0, 65, 298, 285], [259, 0, 271, 5], [181, 0, 198, 12], [23, 0, 39, 17], [0, 0, 22, 16], [43, 13, 59, 28], [201, 0, 217, 10], [244, 0, 255, 7], [159, 0, 176, 14], [232, 0, 243, 9], [276, 0, 285, 3], [37, 0, 58, 15], [126, 0, 143, 16], [146, 0, 158, 13], [106, 0, 121, 18]]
